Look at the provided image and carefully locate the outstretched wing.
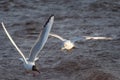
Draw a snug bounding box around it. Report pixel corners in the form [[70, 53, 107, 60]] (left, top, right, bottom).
[[71, 36, 112, 42], [1, 22, 27, 64], [49, 33, 66, 41], [83, 36, 112, 40], [71, 37, 86, 43], [28, 15, 54, 62]]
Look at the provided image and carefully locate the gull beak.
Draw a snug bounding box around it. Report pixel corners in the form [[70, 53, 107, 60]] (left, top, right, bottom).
[[36, 70, 40, 73]]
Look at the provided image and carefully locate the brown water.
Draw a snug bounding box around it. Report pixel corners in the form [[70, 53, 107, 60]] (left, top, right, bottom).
[[0, 0, 120, 80]]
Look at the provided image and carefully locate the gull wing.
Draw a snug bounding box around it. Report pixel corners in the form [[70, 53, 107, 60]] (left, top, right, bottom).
[[83, 36, 112, 40], [71, 37, 86, 43], [1, 22, 28, 64], [28, 15, 54, 62], [71, 36, 112, 42], [49, 33, 66, 41]]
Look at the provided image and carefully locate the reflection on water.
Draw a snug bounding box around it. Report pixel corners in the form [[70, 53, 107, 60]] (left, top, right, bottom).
[[0, 0, 120, 79]]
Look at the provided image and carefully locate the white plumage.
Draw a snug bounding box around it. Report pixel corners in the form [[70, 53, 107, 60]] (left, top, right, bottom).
[[1, 15, 54, 73]]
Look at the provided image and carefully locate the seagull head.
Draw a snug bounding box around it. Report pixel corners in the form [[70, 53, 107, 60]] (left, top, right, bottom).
[[32, 65, 40, 73], [23, 61, 40, 74]]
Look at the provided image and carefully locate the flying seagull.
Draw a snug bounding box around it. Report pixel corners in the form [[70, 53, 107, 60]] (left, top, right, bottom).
[[49, 33, 82, 51], [1, 15, 54, 75], [49, 33, 112, 51]]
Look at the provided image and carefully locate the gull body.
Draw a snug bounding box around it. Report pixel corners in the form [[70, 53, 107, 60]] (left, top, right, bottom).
[[62, 40, 75, 50], [1, 15, 54, 73], [49, 33, 81, 50]]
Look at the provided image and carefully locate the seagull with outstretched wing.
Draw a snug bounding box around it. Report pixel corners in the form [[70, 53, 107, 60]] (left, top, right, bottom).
[[1, 15, 54, 75], [49, 33, 112, 51], [49, 33, 81, 51]]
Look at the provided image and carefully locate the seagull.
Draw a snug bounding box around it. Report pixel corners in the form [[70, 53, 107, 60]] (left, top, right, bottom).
[[49, 33, 83, 51], [49, 33, 112, 51], [1, 15, 54, 75]]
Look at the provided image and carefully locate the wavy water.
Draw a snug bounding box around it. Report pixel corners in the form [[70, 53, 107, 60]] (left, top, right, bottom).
[[0, 0, 120, 80]]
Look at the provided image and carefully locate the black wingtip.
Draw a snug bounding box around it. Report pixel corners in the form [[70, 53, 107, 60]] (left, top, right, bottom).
[[50, 14, 54, 17], [48, 14, 54, 21], [43, 15, 54, 28]]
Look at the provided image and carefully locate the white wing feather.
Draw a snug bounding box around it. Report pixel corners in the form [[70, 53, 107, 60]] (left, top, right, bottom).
[[49, 33, 66, 41], [83, 36, 112, 40], [28, 15, 54, 62], [1, 22, 27, 64]]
